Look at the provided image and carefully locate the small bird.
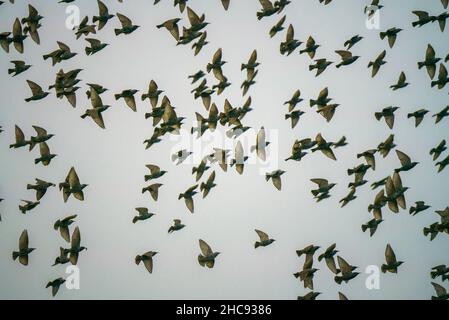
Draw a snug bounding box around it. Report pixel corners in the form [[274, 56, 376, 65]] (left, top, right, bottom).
[[168, 219, 185, 233], [257, 0, 278, 20], [339, 188, 357, 207], [297, 291, 321, 300], [115, 89, 138, 112], [285, 109, 305, 128], [431, 64, 449, 89], [144, 164, 167, 182], [172, 149, 193, 165], [344, 34, 363, 50], [357, 149, 377, 170], [390, 71, 409, 90], [368, 50, 386, 78], [433, 106, 449, 124], [43, 41, 77, 66], [198, 239, 220, 268], [335, 50, 359, 68], [25, 80, 49, 102], [142, 183, 163, 201], [52, 247, 70, 266], [64, 227, 87, 265], [54, 215, 77, 242], [192, 31, 208, 56], [317, 104, 340, 123], [8, 60, 31, 76], [310, 87, 331, 108], [430, 140, 447, 161], [381, 244, 403, 273], [188, 70, 206, 84], [409, 201, 431, 216], [93, 0, 114, 30], [377, 134, 396, 158], [361, 218, 383, 237], [157, 18, 181, 41], [0, 32, 12, 53], [368, 189, 386, 220], [265, 170, 285, 191], [200, 171, 216, 198], [431, 282, 449, 300], [269, 15, 286, 38], [59, 167, 87, 202], [28, 126, 54, 151], [85, 38, 108, 55], [436, 154, 449, 173], [418, 44, 441, 79], [380, 27, 402, 48], [207, 48, 226, 82], [135, 251, 158, 274], [431, 265, 449, 280], [407, 109, 429, 127], [280, 24, 302, 56], [81, 88, 111, 129], [9, 125, 29, 149], [309, 58, 333, 77], [11, 18, 27, 53], [46, 278, 66, 297], [74, 16, 96, 39], [241, 49, 259, 79], [12, 230, 35, 266], [179, 185, 198, 213], [132, 207, 155, 224], [334, 256, 359, 284], [318, 243, 338, 274], [27, 179, 55, 201], [115, 13, 139, 35], [255, 127, 268, 161], [254, 229, 275, 248], [284, 89, 303, 112], [312, 133, 336, 161], [385, 172, 408, 213], [395, 150, 418, 173], [300, 36, 320, 59], [35, 142, 57, 166], [192, 158, 211, 182], [21, 4, 43, 44]]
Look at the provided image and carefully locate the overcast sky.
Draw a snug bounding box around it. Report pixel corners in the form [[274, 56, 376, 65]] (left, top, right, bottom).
[[0, 0, 448, 300]]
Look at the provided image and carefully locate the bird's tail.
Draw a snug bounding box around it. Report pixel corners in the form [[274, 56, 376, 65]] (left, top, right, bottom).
[[361, 224, 368, 232], [334, 276, 343, 285], [206, 63, 213, 73], [85, 47, 92, 55], [92, 16, 99, 23], [431, 80, 438, 88], [285, 114, 291, 120], [7, 68, 14, 74], [19, 205, 26, 213], [114, 94, 122, 100], [28, 141, 36, 151], [347, 168, 355, 175], [409, 207, 416, 214], [310, 99, 317, 107], [43, 54, 51, 61], [241, 63, 246, 71], [156, 24, 163, 29], [412, 21, 419, 27], [80, 113, 87, 119], [430, 271, 438, 279], [255, 242, 261, 249], [132, 217, 138, 224], [114, 29, 122, 36], [293, 272, 300, 278], [311, 190, 320, 197], [26, 184, 33, 190], [308, 65, 315, 71], [12, 251, 19, 261], [379, 32, 386, 39], [417, 62, 425, 69], [374, 112, 383, 121], [423, 227, 430, 237], [381, 264, 387, 273], [256, 12, 263, 20], [135, 255, 142, 265], [198, 255, 206, 267]]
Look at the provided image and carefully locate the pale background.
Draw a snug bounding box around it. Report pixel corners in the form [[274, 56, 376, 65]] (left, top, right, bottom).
[[0, 0, 448, 299]]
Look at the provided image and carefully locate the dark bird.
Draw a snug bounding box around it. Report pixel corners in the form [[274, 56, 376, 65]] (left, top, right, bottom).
[[29, 126, 54, 151], [188, 70, 206, 84], [340, 188, 357, 207], [357, 149, 377, 170], [300, 36, 320, 59], [12, 230, 35, 265], [81, 88, 110, 129], [115, 13, 139, 35], [385, 172, 408, 213], [318, 243, 338, 274], [433, 105, 449, 124], [368, 189, 386, 220], [265, 170, 285, 191], [381, 244, 403, 273], [407, 109, 429, 127], [430, 140, 446, 161], [334, 256, 359, 284], [312, 133, 336, 161], [254, 229, 275, 248], [43, 42, 77, 66], [198, 239, 220, 268], [179, 185, 198, 213], [85, 38, 108, 55], [335, 50, 359, 68], [280, 24, 302, 56], [207, 48, 226, 82], [362, 218, 383, 237], [431, 64, 449, 89], [436, 154, 449, 173], [377, 134, 396, 157], [200, 171, 216, 198], [297, 291, 321, 300], [269, 15, 286, 38], [380, 27, 402, 48], [142, 183, 163, 201], [310, 87, 331, 108], [21, 5, 42, 44], [19, 199, 40, 214], [35, 142, 57, 166], [410, 201, 431, 216], [132, 207, 155, 224], [284, 89, 303, 112], [241, 50, 260, 79], [317, 104, 340, 123], [192, 31, 208, 56], [11, 18, 27, 53], [418, 44, 441, 79], [431, 282, 449, 300], [168, 219, 185, 233], [309, 58, 333, 77], [46, 278, 66, 297], [344, 34, 363, 50], [54, 215, 77, 242], [135, 251, 158, 274], [115, 89, 138, 112], [25, 80, 49, 102], [368, 50, 386, 78], [310, 179, 336, 201], [395, 150, 418, 173], [145, 164, 167, 182], [285, 109, 305, 128], [257, 0, 278, 20], [390, 71, 409, 90], [8, 60, 31, 76], [64, 227, 87, 265], [74, 16, 96, 39], [59, 167, 87, 202], [52, 247, 70, 266], [157, 18, 181, 41], [172, 149, 193, 165], [27, 179, 55, 201], [93, 0, 114, 30], [192, 158, 211, 182], [0, 32, 12, 53], [9, 125, 29, 149], [412, 11, 436, 28], [431, 265, 449, 280]]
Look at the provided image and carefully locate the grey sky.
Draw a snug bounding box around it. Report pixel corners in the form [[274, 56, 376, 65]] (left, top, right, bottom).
[[0, 0, 448, 299]]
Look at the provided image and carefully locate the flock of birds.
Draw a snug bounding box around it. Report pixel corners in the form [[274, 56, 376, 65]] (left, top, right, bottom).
[[1, 0, 449, 300]]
